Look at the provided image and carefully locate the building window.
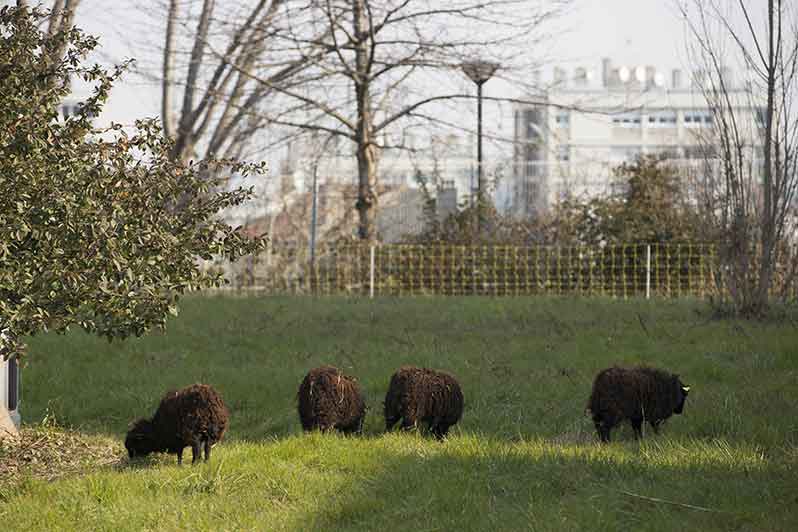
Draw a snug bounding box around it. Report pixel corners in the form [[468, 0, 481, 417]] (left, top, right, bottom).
[[524, 108, 543, 139], [525, 161, 543, 178], [555, 110, 570, 127], [522, 142, 543, 178], [557, 145, 570, 162], [647, 110, 677, 127], [612, 112, 642, 127], [684, 110, 713, 127]]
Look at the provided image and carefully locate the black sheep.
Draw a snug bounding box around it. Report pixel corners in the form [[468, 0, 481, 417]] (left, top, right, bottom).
[[125, 383, 229, 465], [384, 366, 463, 440], [587, 366, 690, 442], [297, 365, 366, 434]]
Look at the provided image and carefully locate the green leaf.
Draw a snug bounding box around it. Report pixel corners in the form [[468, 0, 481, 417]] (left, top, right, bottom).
[[0, 7, 267, 360]]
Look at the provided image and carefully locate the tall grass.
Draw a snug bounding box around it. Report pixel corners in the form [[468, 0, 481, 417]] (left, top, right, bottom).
[[1, 296, 797, 530]]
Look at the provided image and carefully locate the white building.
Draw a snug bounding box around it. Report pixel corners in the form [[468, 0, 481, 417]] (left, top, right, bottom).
[[510, 58, 762, 217]]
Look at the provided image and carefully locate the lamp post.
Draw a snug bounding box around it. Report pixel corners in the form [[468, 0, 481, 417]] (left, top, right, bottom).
[[309, 135, 335, 269], [461, 60, 499, 232]]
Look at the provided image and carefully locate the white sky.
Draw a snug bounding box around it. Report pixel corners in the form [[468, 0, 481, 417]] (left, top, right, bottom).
[[558, 0, 689, 72], [64, 0, 692, 128]]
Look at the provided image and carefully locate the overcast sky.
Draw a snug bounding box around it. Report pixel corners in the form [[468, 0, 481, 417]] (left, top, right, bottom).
[[61, 0, 692, 128], [559, 1, 689, 70]]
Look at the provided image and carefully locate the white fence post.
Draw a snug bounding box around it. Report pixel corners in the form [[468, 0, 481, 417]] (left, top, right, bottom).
[[646, 244, 651, 300], [369, 245, 375, 299]]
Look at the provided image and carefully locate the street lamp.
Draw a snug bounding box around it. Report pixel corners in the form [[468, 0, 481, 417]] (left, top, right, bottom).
[[461, 59, 499, 231]]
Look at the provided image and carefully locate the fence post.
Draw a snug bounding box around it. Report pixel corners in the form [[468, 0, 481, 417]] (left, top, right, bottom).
[[646, 244, 651, 300], [369, 245, 375, 299]]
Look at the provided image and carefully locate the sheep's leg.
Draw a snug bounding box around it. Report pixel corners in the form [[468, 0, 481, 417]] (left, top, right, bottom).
[[649, 420, 661, 434], [204, 438, 212, 462], [432, 424, 449, 441], [191, 439, 202, 465], [385, 415, 400, 432], [429, 416, 443, 440], [317, 412, 333, 433], [595, 423, 609, 443], [594, 414, 611, 443], [401, 415, 418, 432], [344, 417, 365, 435], [177, 449, 184, 466]]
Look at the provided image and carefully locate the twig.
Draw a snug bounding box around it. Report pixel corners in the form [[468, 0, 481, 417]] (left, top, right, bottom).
[[620, 490, 722, 513], [636, 313, 651, 337]]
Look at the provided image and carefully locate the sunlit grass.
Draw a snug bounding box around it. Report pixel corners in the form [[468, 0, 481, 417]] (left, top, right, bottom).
[[2, 296, 797, 530], [0, 433, 791, 531]]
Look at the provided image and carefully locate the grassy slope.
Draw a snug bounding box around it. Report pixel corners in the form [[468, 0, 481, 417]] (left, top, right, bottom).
[[1, 296, 797, 531]]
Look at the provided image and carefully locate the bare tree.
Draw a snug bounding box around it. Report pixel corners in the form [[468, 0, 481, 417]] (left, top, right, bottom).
[[137, 1, 332, 164], [681, 0, 798, 315], [219, 0, 567, 242]]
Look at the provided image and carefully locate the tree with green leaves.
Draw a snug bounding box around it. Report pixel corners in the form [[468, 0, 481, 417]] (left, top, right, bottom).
[[0, 5, 266, 361], [551, 155, 700, 246]]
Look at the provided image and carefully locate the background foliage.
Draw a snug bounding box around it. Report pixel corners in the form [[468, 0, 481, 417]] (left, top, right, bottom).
[[0, 6, 266, 359]]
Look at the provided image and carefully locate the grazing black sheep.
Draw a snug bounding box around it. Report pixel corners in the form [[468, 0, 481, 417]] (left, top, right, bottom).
[[297, 366, 366, 434], [384, 366, 464, 440], [587, 366, 690, 442], [125, 383, 229, 465]]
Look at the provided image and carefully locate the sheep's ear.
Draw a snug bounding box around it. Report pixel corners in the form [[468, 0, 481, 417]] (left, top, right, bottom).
[[682, 386, 691, 394]]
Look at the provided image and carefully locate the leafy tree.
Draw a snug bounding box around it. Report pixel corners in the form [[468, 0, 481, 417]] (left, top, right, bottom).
[[0, 6, 266, 360], [551, 155, 700, 246]]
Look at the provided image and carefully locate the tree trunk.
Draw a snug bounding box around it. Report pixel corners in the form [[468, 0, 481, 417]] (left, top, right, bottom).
[[353, 0, 378, 242], [754, 0, 777, 315], [356, 135, 378, 241]]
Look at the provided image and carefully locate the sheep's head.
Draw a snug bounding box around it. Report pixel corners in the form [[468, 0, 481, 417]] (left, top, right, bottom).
[[125, 418, 158, 458], [673, 378, 690, 414]]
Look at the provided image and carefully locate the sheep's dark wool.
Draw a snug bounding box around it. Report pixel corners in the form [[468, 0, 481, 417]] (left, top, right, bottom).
[[125, 383, 229, 465], [587, 366, 690, 442], [384, 366, 464, 440], [297, 366, 366, 434]]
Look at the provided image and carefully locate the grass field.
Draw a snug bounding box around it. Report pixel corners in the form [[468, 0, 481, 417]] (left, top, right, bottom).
[[1, 296, 797, 531]]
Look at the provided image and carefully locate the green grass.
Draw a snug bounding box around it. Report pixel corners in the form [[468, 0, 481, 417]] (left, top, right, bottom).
[[2, 296, 797, 530]]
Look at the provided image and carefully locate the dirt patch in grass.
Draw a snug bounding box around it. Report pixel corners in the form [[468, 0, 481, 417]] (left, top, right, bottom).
[[0, 423, 123, 497]]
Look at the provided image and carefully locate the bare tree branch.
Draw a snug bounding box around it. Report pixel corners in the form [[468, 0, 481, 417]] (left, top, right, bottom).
[[235, 0, 570, 241], [683, 0, 798, 315]]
